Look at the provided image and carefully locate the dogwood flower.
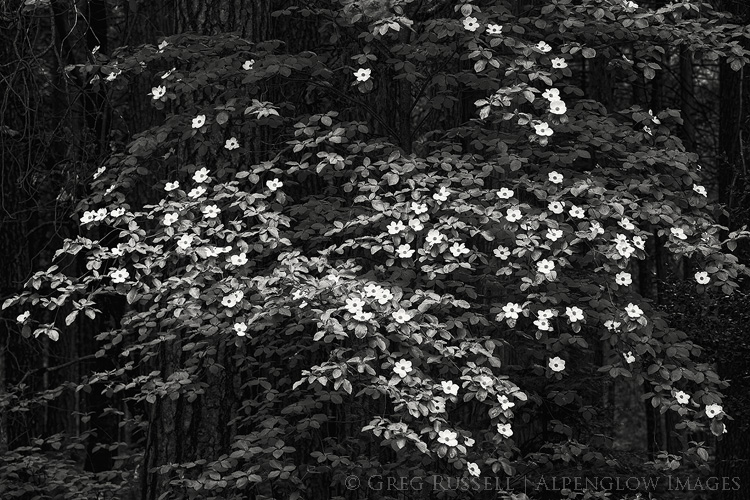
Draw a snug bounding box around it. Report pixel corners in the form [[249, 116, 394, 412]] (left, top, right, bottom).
[[393, 359, 413, 378], [486, 24, 503, 35], [625, 303, 643, 319], [110, 269, 129, 283], [94, 208, 108, 221], [188, 186, 206, 199], [192, 115, 206, 128], [506, 207, 522, 222], [163, 213, 179, 226], [605, 320, 621, 331], [354, 68, 371, 82], [616, 240, 635, 258], [537, 259, 555, 274], [497, 187, 514, 199], [494, 246, 511, 259], [463, 16, 480, 32], [93, 166, 106, 179], [551, 57, 567, 68], [230, 253, 248, 266], [438, 429, 458, 446], [234, 322, 247, 336], [397, 244, 414, 258], [548, 201, 564, 214], [497, 423, 513, 437], [409, 219, 424, 231], [110, 207, 125, 218], [569, 205, 585, 218], [392, 308, 412, 324], [467, 462, 481, 477], [548, 171, 564, 184], [202, 205, 221, 218], [221, 292, 241, 308], [618, 218, 635, 231], [441, 381, 459, 396], [695, 271, 710, 284], [374, 287, 394, 305], [353, 309, 373, 322], [477, 375, 494, 390], [165, 181, 179, 191], [411, 202, 428, 214], [193, 167, 210, 183], [80, 211, 95, 224], [643, 125, 652, 136], [17, 311, 30, 323], [363, 283, 381, 297], [566, 306, 584, 322], [503, 302, 523, 320], [345, 297, 365, 314], [432, 397, 446, 413], [449, 242, 470, 257], [693, 185, 707, 196], [546, 228, 563, 242], [675, 391, 690, 405], [387, 220, 407, 235], [243, 59, 255, 70], [266, 178, 283, 191], [536, 41, 552, 53], [177, 234, 193, 250], [497, 394, 515, 410], [671, 227, 687, 240], [705, 403, 723, 418], [615, 272, 632, 286], [534, 122, 554, 136], [624, 351, 636, 364], [426, 229, 444, 245], [225, 137, 240, 150], [633, 235, 646, 250], [549, 356, 566, 372], [535, 320, 552, 331], [151, 86, 166, 99], [549, 100, 567, 115], [433, 186, 450, 202], [542, 88, 560, 101], [590, 221, 605, 236]]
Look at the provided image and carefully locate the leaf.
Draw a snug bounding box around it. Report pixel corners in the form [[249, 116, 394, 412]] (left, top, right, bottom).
[[582, 48, 596, 58], [643, 66, 656, 80], [65, 310, 79, 326]]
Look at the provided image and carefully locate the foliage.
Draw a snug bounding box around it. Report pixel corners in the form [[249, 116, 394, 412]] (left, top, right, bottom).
[[5, 0, 750, 498]]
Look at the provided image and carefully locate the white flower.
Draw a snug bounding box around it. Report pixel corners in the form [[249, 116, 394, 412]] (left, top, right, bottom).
[[605, 320, 621, 331], [502, 302, 523, 320], [590, 221, 605, 236], [633, 235, 646, 250], [158, 40, 168, 51], [546, 228, 563, 242], [624, 351, 636, 364], [163, 213, 179, 226], [110, 268, 129, 283], [549, 100, 567, 115], [364, 283, 382, 297], [625, 303, 643, 319], [345, 297, 365, 314], [438, 429, 458, 446], [225, 137, 240, 150], [110, 208, 125, 218], [569, 205, 585, 218], [494, 246, 510, 260], [387, 220, 407, 235], [705, 403, 723, 418], [695, 271, 710, 285], [549, 356, 566, 372], [353, 309, 373, 322], [393, 359, 413, 378], [497, 423, 513, 437], [548, 171, 564, 184], [202, 205, 221, 218], [536, 41, 552, 53], [534, 318, 552, 331], [616, 240, 635, 258], [615, 272, 632, 286], [17, 311, 30, 323], [234, 322, 247, 336], [643, 125, 652, 136], [548, 201, 564, 214], [354, 68, 371, 82], [675, 391, 690, 405], [192, 115, 206, 129], [230, 253, 248, 266], [177, 234, 193, 250], [671, 227, 687, 240], [534, 122, 553, 136], [374, 287, 393, 305], [397, 244, 414, 258], [463, 16, 480, 32], [441, 381, 459, 396], [426, 229, 444, 245], [193, 167, 210, 183], [243, 59, 255, 70], [551, 57, 567, 68], [497, 394, 515, 410], [477, 375, 494, 390], [542, 88, 560, 101], [465, 437, 475, 447], [432, 396, 446, 413], [266, 178, 283, 191], [165, 181, 179, 191], [411, 202, 428, 214], [392, 308, 412, 324], [433, 186, 450, 202], [188, 186, 206, 199], [618, 218, 635, 231], [467, 462, 480, 477], [93, 166, 106, 179], [449, 242, 470, 257], [486, 24, 503, 35], [506, 207, 522, 222], [565, 306, 584, 322], [161, 68, 176, 79], [693, 185, 707, 197], [151, 86, 166, 100], [497, 187, 514, 199], [623, 0, 639, 12], [409, 219, 424, 231], [537, 259, 555, 274], [222, 293, 240, 308]]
